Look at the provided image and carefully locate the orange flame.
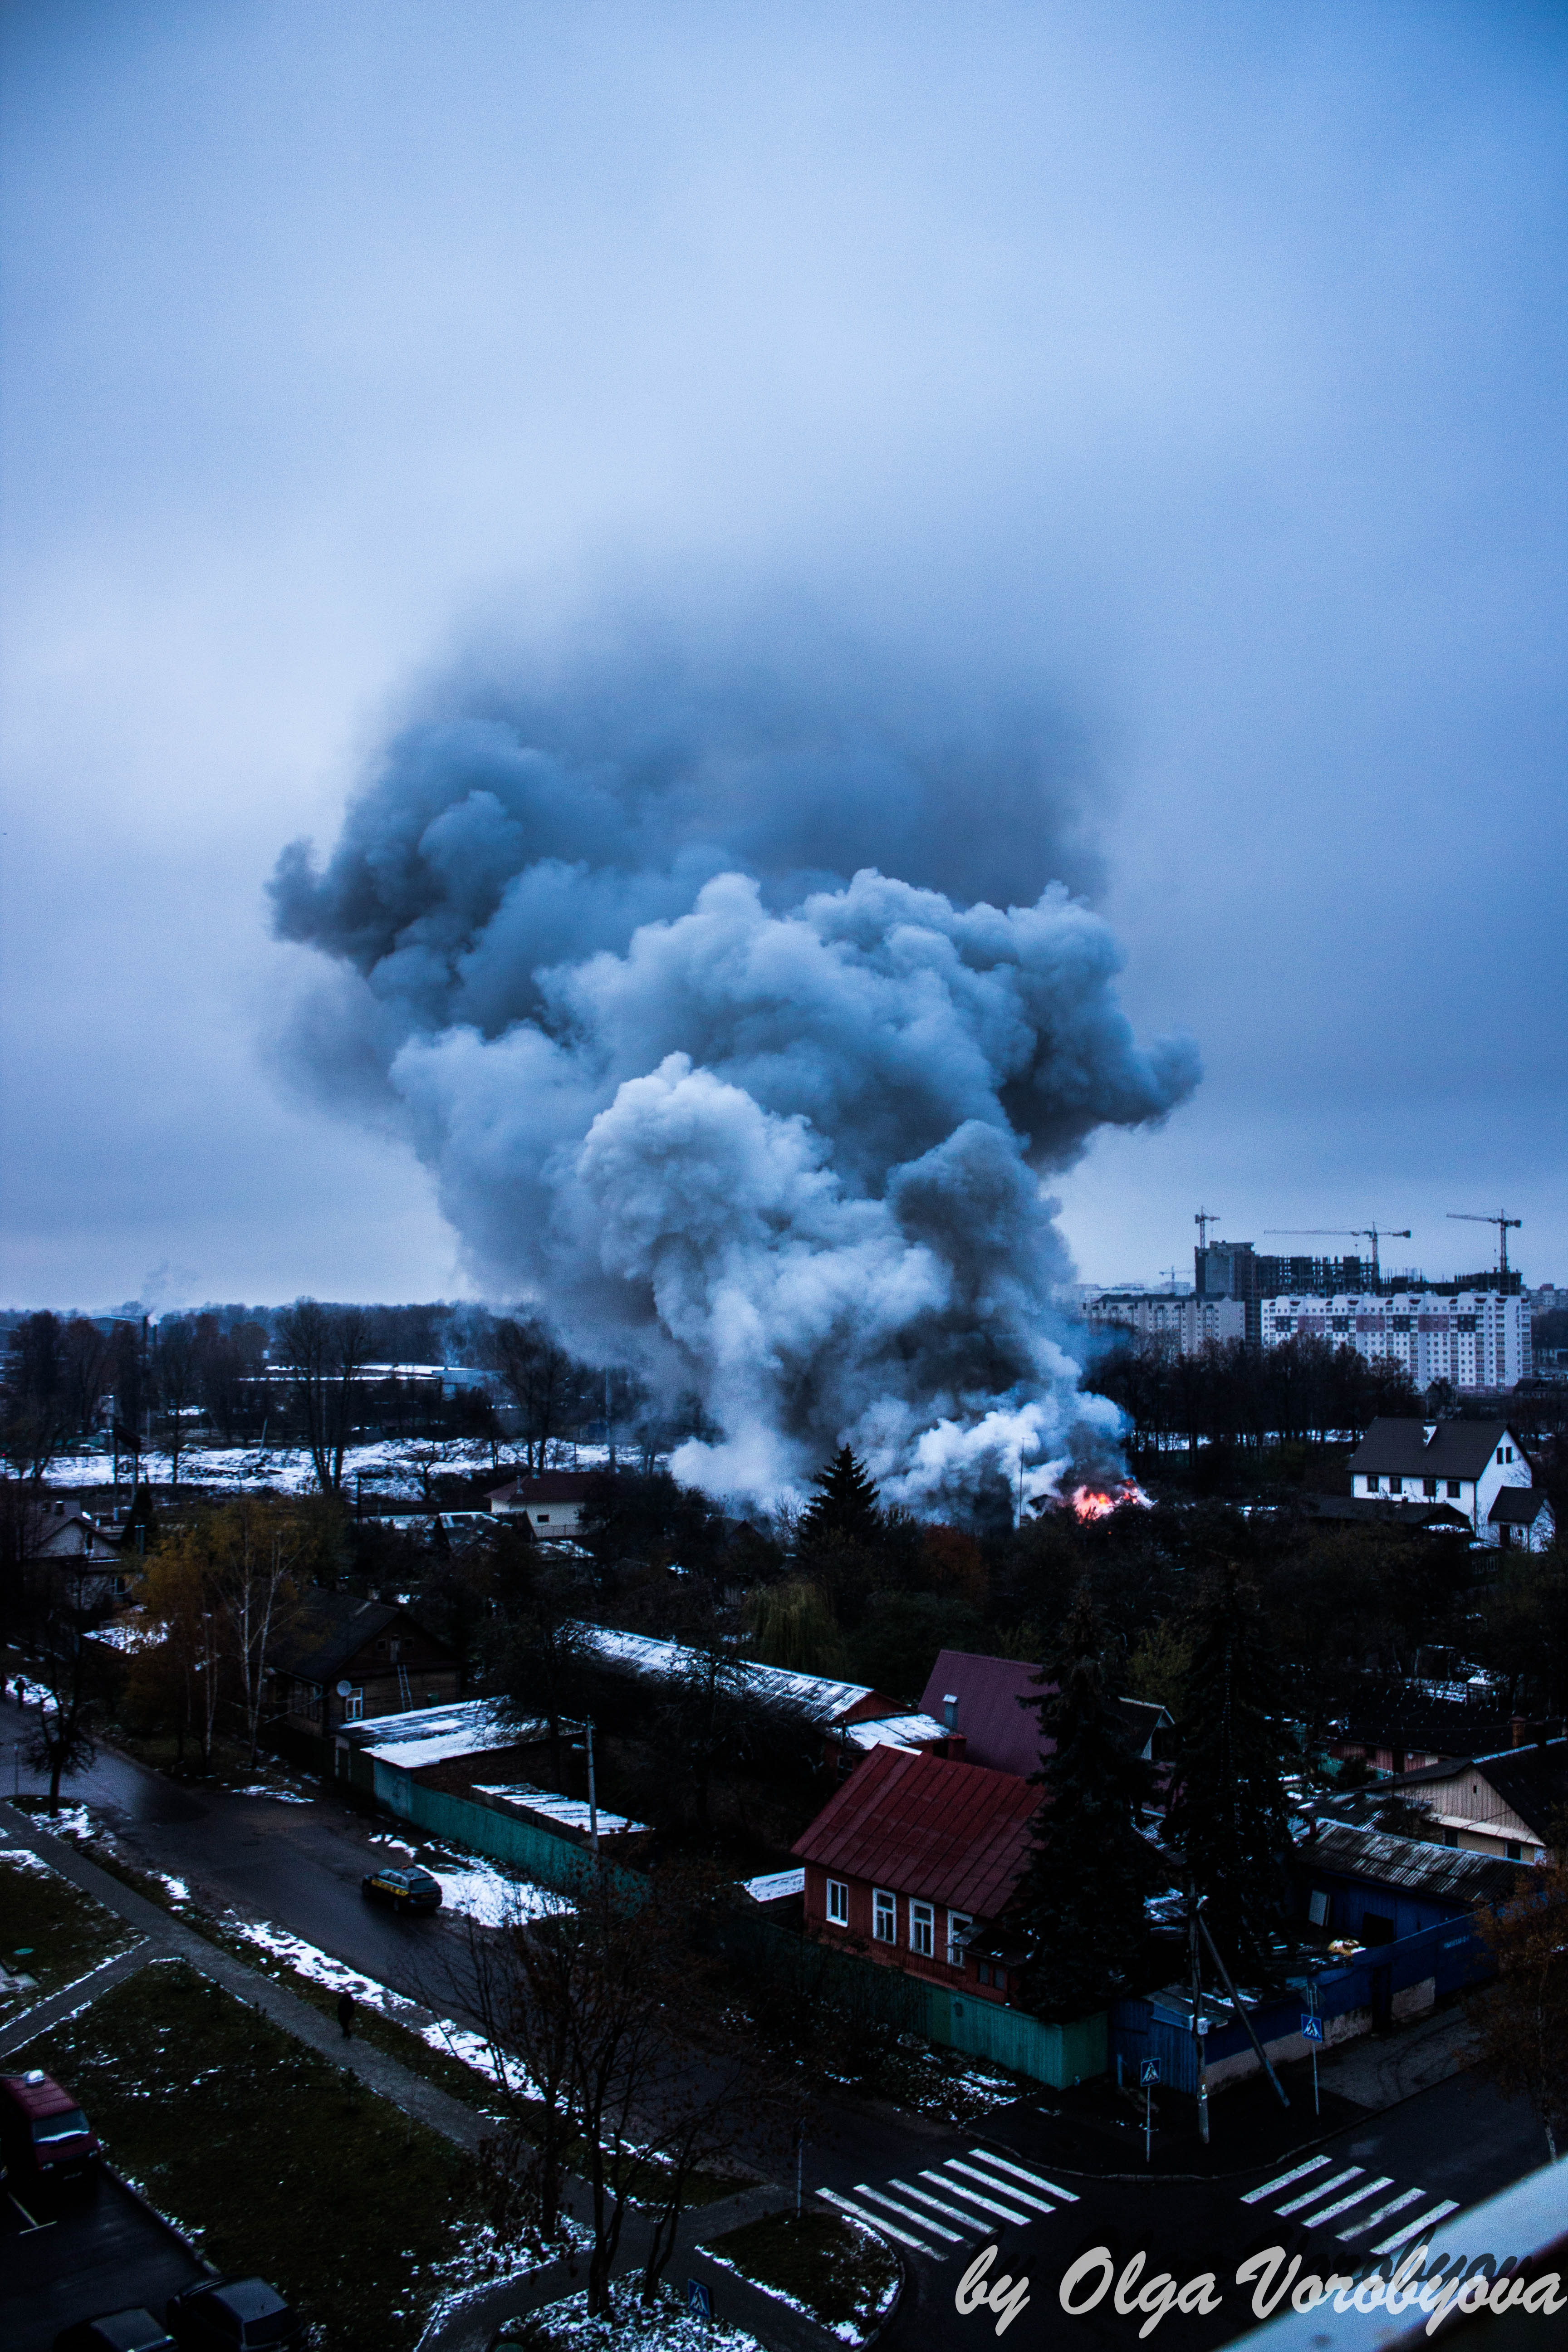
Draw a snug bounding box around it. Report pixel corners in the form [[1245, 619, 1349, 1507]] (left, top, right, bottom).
[[1067, 1479, 1152, 1522]]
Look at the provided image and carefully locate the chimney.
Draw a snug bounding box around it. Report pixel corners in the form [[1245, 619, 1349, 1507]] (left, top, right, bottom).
[[1511, 1715, 1527, 1749], [943, 1693, 959, 1732]]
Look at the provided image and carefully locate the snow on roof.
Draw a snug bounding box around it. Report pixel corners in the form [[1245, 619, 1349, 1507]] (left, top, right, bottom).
[[472, 1783, 650, 1838], [353, 1698, 545, 1770], [842, 1712, 951, 1752], [743, 1867, 806, 1903], [579, 1624, 882, 1725]]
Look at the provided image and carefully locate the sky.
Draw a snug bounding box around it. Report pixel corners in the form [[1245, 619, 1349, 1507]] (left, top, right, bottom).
[[1, 0, 1564, 1315]]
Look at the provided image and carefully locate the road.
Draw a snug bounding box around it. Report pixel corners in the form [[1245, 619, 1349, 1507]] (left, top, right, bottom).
[[2, 2169, 203, 2352], [3, 1698, 1553, 2351]]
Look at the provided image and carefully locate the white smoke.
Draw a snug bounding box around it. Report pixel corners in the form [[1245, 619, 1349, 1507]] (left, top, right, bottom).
[[271, 627, 1198, 1509]]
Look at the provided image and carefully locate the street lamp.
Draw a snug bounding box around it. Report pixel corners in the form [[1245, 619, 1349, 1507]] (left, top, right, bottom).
[[559, 1717, 599, 1858]]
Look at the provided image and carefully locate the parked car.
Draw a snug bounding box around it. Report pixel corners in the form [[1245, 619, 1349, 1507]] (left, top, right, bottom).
[[360, 1863, 442, 1913], [54, 2310, 176, 2352], [0, 2068, 101, 2191], [165, 2278, 302, 2351]]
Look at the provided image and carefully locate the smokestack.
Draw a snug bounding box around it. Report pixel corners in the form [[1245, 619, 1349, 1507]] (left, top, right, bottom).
[[270, 626, 1199, 1507]]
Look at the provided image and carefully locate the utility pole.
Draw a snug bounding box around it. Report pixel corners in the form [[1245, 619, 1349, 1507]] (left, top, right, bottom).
[[564, 1717, 600, 1858], [1188, 1884, 1210, 2146]]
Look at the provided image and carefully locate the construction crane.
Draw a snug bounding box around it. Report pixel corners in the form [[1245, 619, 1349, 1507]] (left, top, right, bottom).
[[1194, 1208, 1222, 1250], [1264, 1226, 1411, 1284], [1447, 1210, 1522, 1277]]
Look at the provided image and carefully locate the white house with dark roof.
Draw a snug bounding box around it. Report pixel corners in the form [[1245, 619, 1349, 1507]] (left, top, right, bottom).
[[487, 1470, 590, 1536], [1347, 1417, 1547, 1545]]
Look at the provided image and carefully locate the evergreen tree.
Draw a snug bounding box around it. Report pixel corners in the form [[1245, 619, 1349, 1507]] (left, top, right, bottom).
[[1165, 1563, 1291, 1977], [1013, 1585, 1160, 2019], [798, 1445, 881, 1550]]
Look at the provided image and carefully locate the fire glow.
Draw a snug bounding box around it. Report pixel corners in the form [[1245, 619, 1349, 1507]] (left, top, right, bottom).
[[1067, 1480, 1152, 1522]]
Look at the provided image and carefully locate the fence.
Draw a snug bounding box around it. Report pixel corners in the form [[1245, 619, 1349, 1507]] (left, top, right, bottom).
[[346, 1744, 1108, 2090]]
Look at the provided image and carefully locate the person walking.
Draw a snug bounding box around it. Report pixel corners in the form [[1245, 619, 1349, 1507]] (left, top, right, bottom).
[[337, 1989, 356, 2041]]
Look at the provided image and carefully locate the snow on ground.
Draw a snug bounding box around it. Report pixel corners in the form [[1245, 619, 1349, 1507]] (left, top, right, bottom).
[[231, 1784, 314, 1804], [481, 2285, 760, 2352], [5, 1674, 59, 1712], [224, 1913, 543, 2097], [41, 1436, 610, 1497], [26, 1803, 93, 1842], [416, 1843, 571, 1928], [0, 1845, 52, 1874], [152, 1873, 192, 1905], [369, 1833, 418, 1856], [704, 2219, 899, 2348]]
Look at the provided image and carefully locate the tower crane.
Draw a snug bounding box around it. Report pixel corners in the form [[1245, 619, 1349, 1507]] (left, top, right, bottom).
[[1194, 1209, 1222, 1250], [1447, 1210, 1521, 1278]]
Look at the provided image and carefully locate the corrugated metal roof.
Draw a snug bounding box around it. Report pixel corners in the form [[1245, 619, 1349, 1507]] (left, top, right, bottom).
[[792, 1744, 1042, 1916], [1306, 1821, 1522, 1903], [917, 1651, 1045, 1776], [580, 1625, 891, 1725]]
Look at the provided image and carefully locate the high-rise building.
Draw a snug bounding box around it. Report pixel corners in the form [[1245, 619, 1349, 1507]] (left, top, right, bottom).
[[1259, 1291, 1531, 1391]]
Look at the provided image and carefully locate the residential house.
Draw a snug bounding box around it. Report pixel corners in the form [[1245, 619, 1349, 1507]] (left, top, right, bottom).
[[1346, 1418, 1547, 1546], [1295, 1821, 1522, 1947], [27, 1500, 126, 1566], [1323, 1738, 1568, 1867], [265, 1592, 460, 1741], [917, 1649, 1172, 1778], [577, 1626, 951, 1761], [1322, 1692, 1534, 1779], [793, 1744, 1042, 2004], [487, 1471, 592, 1537]]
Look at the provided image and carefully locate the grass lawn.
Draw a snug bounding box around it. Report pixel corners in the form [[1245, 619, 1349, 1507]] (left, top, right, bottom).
[[0, 1843, 137, 2014], [17, 1958, 487, 2352], [705, 2208, 901, 2341]]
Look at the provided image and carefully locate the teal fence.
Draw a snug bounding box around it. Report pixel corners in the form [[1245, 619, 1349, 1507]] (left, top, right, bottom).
[[349, 1749, 1107, 2090]]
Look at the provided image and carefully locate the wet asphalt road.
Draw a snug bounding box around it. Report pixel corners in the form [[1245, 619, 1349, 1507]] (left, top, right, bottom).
[[0, 1694, 471, 2018], [2, 2169, 203, 2352]]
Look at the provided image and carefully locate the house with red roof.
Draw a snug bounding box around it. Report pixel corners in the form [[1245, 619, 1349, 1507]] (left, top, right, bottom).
[[917, 1648, 1172, 1779], [792, 1744, 1043, 2004]]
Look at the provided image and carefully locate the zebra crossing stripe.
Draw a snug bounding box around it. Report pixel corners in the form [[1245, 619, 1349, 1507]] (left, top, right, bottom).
[[926, 2169, 1031, 2226], [1371, 2201, 1459, 2257], [972, 2150, 1079, 2202], [1240, 2155, 1331, 2205], [817, 2187, 935, 2254], [890, 2178, 987, 2232], [1304, 2176, 1393, 2229], [857, 2185, 963, 2243], [947, 2159, 1055, 2215], [1277, 2166, 1362, 2217], [1338, 2185, 1425, 2242]]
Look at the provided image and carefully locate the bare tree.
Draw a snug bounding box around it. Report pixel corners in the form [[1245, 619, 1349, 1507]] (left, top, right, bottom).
[[59, 1317, 113, 1441], [155, 1319, 202, 1489], [214, 1498, 306, 1764], [19, 1557, 121, 1807], [275, 1301, 372, 1491], [1472, 1839, 1568, 2164], [2, 1312, 67, 1481], [489, 1315, 587, 1473]]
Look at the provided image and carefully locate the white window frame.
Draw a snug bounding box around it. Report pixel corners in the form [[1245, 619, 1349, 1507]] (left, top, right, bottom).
[[872, 1888, 896, 1943], [947, 1911, 973, 1968], [345, 1686, 364, 1722], [826, 1877, 849, 1926], [909, 1900, 935, 1958]]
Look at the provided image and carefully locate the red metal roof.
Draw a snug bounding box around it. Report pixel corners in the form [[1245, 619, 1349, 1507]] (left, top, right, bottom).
[[792, 1744, 1042, 1918]]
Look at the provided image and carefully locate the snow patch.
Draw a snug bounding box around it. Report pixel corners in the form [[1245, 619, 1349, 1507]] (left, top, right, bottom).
[[231, 1785, 314, 1804], [0, 1846, 52, 1874]]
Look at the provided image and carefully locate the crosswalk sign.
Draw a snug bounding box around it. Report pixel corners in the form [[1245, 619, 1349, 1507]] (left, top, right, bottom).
[[686, 2278, 712, 2320], [1139, 2058, 1161, 2085], [1300, 2012, 1323, 2042]]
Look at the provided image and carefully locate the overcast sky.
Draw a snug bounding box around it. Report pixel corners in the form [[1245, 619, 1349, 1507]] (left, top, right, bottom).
[[2, 0, 1563, 1313]]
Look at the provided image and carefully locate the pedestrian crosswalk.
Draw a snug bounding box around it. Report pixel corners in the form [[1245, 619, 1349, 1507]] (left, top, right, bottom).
[[818, 2146, 1078, 2260], [1240, 2153, 1460, 2254]]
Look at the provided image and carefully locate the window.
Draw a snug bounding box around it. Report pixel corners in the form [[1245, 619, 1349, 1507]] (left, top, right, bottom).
[[1447, 1480, 1461, 1499], [1506, 1841, 1522, 1862], [1423, 1478, 1436, 1498], [1307, 1889, 1329, 1927], [872, 1889, 896, 1942], [345, 1687, 364, 1721], [976, 1961, 991, 1986], [947, 1911, 972, 1967], [389, 1638, 401, 1661], [993, 1967, 1008, 1994], [909, 1900, 935, 1958], [536, 1512, 551, 1523], [826, 1878, 849, 1926]]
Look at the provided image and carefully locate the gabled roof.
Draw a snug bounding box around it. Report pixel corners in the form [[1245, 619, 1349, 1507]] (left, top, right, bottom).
[[1489, 1488, 1553, 1526], [1299, 1494, 1472, 1532], [488, 1471, 592, 1504], [1348, 1418, 1522, 1480], [918, 1650, 1045, 1777], [1303, 1821, 1523, 1907], [793, 1744, 1042, 1917], [1366, 1737, 1568, 1845], [580, 1624, 899, 1728], [269, 1591, 448, 1682]]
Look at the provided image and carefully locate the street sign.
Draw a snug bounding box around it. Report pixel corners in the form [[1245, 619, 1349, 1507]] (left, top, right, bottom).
[[1139, 2058, 1161, 2085], [1300, 2013, 1323, 2042], [686, 2278, 712, 2321]]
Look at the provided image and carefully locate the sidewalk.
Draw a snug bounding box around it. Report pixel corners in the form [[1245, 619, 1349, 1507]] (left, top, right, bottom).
[[0, 1802, 828, 2352]]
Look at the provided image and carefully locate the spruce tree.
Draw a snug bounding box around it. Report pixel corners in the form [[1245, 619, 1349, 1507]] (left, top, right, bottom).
[[798, 1444, 881, 1550], [1014, 1585, 1160, 2019], [1165, 1563, 1291, 1979]]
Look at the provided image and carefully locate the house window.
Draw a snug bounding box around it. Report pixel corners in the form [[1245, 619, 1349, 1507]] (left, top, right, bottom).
[[993, 1967, 1008, 1994], [947, 1912, 972, 1967], [536, 1512, 551, 1523], [1423, 1478, 1436, 1497], [1308, 1890, 1328, 1927], [826, 1878, 849, 1926], [976, 1961, 991, 1985], [872, 1889, 896, 1942], [389, 1639, 401, 1661], [909, 1901, 935, 1958], [345, 1687, 364, 1722], [1506, 1841, 1522, 1862], [1447, 1481, 1461, 1499]]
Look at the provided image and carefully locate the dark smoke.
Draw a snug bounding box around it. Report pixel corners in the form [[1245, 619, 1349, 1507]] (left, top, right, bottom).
[[270, 623, 1199, 1506]]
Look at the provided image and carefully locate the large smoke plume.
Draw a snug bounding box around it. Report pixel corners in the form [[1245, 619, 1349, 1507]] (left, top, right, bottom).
[[270, 624, 1199, 1509]]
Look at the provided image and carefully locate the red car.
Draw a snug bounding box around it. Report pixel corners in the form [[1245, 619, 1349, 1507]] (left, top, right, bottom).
[[0, 2066, 102, 2191]]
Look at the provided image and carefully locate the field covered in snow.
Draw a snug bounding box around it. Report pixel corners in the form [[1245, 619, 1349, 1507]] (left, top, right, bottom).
[[41, 1435, 612, 1497]]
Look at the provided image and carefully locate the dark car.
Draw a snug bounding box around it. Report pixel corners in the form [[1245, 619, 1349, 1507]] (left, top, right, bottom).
[[360, 1863, 442, 1913], [165, 2278, 302, 2352], [0, 2067, 101, 2191], [54, 2309, 176, 2352]]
